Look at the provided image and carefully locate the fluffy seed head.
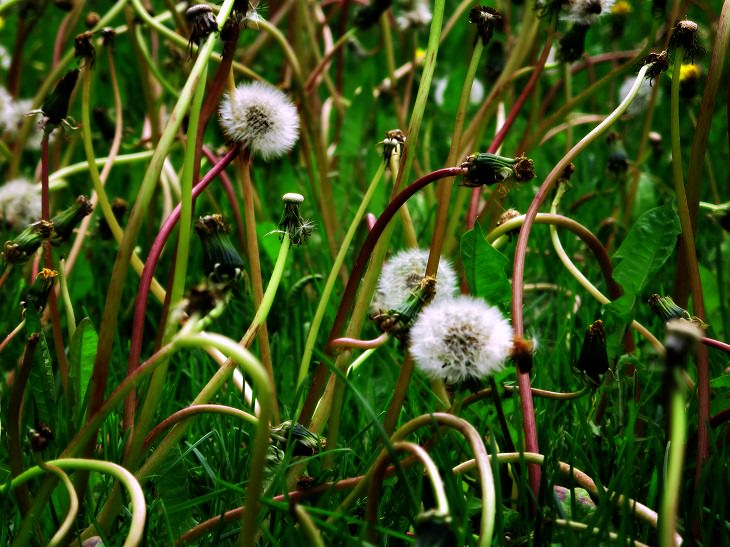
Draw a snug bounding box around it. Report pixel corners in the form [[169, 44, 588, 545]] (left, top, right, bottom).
[[371, 249, 459, 314], [219, 81, 300, 160], [409, 296, 513, 384], [0, 178, 41, 229], [561, 0, 615, 25]]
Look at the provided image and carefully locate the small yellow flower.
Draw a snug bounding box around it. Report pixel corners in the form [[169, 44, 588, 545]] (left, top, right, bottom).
[[679, 63, 701, 82], [612, 1, 632, 16]]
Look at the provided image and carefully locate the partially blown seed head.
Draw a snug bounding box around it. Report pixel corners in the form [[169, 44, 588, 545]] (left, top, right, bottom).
[[409, 296, 512, 384], [219, 81, 300, 160]]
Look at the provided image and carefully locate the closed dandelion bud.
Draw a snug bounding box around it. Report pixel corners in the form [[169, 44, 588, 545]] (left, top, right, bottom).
[[194, 214, 244, 286], [468, 6, 502, 46], [270, 421, 325, 457], [50, 195, 93, 245], [606, 132, 629, 176], [664, 318, 703, 370], [414, 510, 456, 547], [648, 131, 662, 161], [98, 197, 127, 239], [460, 152, 535, 187], [4, 220, 53, 265], [373, 276, 436, 339], [74, 31, 95, 68], [21, 268, 58, 312], [42, 69, 79, 129], [575, 320, 609, 386], [679, 63, 701, 100], [186, 4, 218, 53], [277, 193, 314, 245], [371, 248, 458, 315], [649, 294, 690, 323], [85, 11, 100, 29], [409, 296, 512, 385], [0, 179, 41, 230], [219, 82, 300, 160]]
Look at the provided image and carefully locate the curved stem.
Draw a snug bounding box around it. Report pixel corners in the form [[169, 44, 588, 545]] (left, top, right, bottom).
[[41, 463, 79, 547], [365, 441, 449, 544], [144, 404, 258, 449], [6, 458, 146, 547], [510, 65, 651, 498], [330, 332, 389, 350], [48, 151, 154, 183]]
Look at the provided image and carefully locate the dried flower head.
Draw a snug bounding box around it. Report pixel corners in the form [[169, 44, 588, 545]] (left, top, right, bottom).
[[642, 50, 669, 85], [186, 4, 218, 53], [219, 81, 300, 160], [409, 296, 513, 384], [468, 6, 502, 46], [276, 193, 314, 245], [461, 152, 535, 187], [381, 129, 406, 164], [74, 31, 95, 67], [575, 319, 609, 386], [669, 20, 703, 63], [0, 179, 41, 230], [371, 248, 458, 315]]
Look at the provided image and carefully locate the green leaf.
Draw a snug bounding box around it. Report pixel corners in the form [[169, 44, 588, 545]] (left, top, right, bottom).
[[24, 307, 56, 427], [460, 227, 511, 306], [68, 317, 98, 416], [612, 204, 681, 296]]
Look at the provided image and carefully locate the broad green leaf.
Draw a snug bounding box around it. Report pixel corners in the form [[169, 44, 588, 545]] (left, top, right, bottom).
[[460, 227, 511, 307], [68, 317, 98, 416], [612, 204, 681, 296], [256, 221, 281, 268]]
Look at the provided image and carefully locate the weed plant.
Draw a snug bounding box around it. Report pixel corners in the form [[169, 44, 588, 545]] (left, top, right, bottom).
[[0, 0, 729, 545]]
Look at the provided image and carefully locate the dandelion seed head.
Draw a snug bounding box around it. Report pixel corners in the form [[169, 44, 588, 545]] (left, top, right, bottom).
[[0, 178, 41, 230], [219, 81, 299, 160], [409, 296, 513, 384], [371, 249, 459, 314], [561, 0, 615, 25]]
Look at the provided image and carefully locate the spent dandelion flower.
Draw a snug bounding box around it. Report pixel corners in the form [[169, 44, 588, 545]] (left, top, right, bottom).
[[0, 178, 41, 230], [219, 81, 300, 160], [370, 248, 458, 315], [561, 0, 615, 25], [409, 296, 513, 384]]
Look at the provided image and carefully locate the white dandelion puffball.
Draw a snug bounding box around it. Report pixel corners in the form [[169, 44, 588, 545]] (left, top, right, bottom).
[[371, 248, 459, 314], [219, 81, 300, 160], [619, 76, 655, 118], [0, 178, 41, 229], [409, 296, 513, 384]]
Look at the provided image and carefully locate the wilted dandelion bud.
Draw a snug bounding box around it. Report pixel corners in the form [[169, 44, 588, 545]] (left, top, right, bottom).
[[468, 6, 502, 46], [50, 195, 93, 245], [669, 20, 703, 63], [381, 129, 406, 164], [186, 4, 218, 52], [371, 248, 458, 315], [21, 268, 58, 312], [409, 296, 512, 384], [219, 81, 300, 160], [414, 510, 456, 547], [194, 214, 245, 287], [29, 422, 54, 452], [605, 132, 629, 177], [679, 63, 701, 99], [664, 318, 703, 370], [270, 421, 325, 457], [460, 152, 535, 187], [558, 23, 590, 62], [26, 69, 79, 133], [74, 31, 95, 68], [4, 220, 53, 265], [575, 319, 609, 387], [373, 276, 436, 340], [0, 179, 41, 230], [277, 193, 314, 245]]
